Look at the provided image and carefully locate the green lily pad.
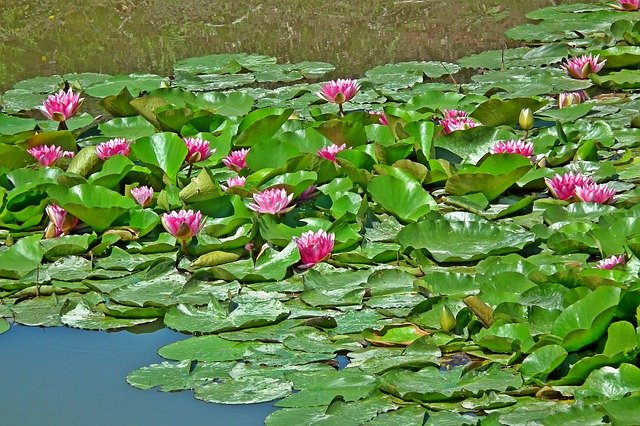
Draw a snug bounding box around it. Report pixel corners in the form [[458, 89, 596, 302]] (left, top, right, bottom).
[[164, 299, 290, 333], [194, 376, 293, 405], [61, 299, 157, 330], [445, 154, 533, 202], [0, 318, 10, 334], [126, 360, 192, 392], [130, 132, 188, 182], [47, 184, 136, 232], [551, 286, 621, 352], [520, 345, 568, 380], [367, 175, 437, 222], [575, 363, 640, 401], [398, 216, 535, 262]]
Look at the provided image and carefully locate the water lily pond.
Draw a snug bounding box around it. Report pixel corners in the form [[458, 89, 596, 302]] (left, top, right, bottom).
[[3, 1, 640, 425]]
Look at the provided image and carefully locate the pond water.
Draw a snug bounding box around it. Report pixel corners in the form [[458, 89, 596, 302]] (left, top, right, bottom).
[[1, 1, 581, 425], [1, 324, 277, 426], [1, 0, 579, 91]]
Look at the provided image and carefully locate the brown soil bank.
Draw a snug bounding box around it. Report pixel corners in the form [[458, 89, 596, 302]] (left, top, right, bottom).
[[1, 0, 579, 90]]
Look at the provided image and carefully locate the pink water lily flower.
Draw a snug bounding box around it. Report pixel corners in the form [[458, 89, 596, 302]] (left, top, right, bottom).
[[96, 138, 130, 160], [438, 110, 478, 134], [248, 188, 294, 215], [226, 176, 247, 189], [317, 144, 347, 163], [490, 140, 534, 157], [27, 144, 75, 166], [545, 172, 595, 201], [596, 254, 626, 269], [161, 209, 206, 254], [440, 116, 479, 134], [222, 149, 250, 172], [45, 204, 79, 237], [130, 186, 154, 207], [441, 109, 469, 120], [558, 91, 587, 108], [40, 88, 84, 122], [575, 183, 616, 204], [317, 79, 360, 105], [369, 111, 389, 125], [183, 137, 213, 164], [294, 229, 335, 269], [562, 54, 606, 79], [612, 0, 640, 10]]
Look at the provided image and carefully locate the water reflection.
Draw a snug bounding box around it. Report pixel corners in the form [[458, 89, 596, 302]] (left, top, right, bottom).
[[1, 0, 578, 91]]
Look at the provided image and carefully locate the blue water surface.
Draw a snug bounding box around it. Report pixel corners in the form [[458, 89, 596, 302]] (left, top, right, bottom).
[[1, 324, 276, 426]]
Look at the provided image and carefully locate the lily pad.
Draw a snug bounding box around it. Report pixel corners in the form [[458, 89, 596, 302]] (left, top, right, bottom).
[[398, 216, 535, 262]]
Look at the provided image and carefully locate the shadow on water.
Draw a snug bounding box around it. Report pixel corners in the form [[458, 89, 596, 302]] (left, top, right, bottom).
[[1, 325, 276, 426], [1, 0, 579, 91]]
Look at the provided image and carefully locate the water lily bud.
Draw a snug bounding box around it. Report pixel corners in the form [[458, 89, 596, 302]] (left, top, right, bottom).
[[519, 108, 534, 131], [439, 305, 456, 332], [103, 228, 138, 241]]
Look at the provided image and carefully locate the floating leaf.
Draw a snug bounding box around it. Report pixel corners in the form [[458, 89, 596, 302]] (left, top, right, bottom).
[[398, 216, 535, 262], [551, 286, 621, 352]]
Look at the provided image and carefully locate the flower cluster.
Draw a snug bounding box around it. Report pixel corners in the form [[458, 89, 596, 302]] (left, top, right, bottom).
[[40, 88, 84, 122], [439, 110, 478, 134], [96, 138, 130, 160], [248, 188, 294, 215], [490, 140, 534, 157], [28, 144, 75, 166], [317, 144, 347, 163], [562, 54, 606, 79], [545, 172, 615, 204], [294, 229, 335, 269]]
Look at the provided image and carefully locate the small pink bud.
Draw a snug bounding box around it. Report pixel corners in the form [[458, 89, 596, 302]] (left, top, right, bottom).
[[45, 204, 79, 237], [130, 186, 154, 207]]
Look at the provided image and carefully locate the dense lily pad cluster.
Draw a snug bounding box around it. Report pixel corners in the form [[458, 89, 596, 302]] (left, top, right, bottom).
[[2, 2, 640, 425]]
